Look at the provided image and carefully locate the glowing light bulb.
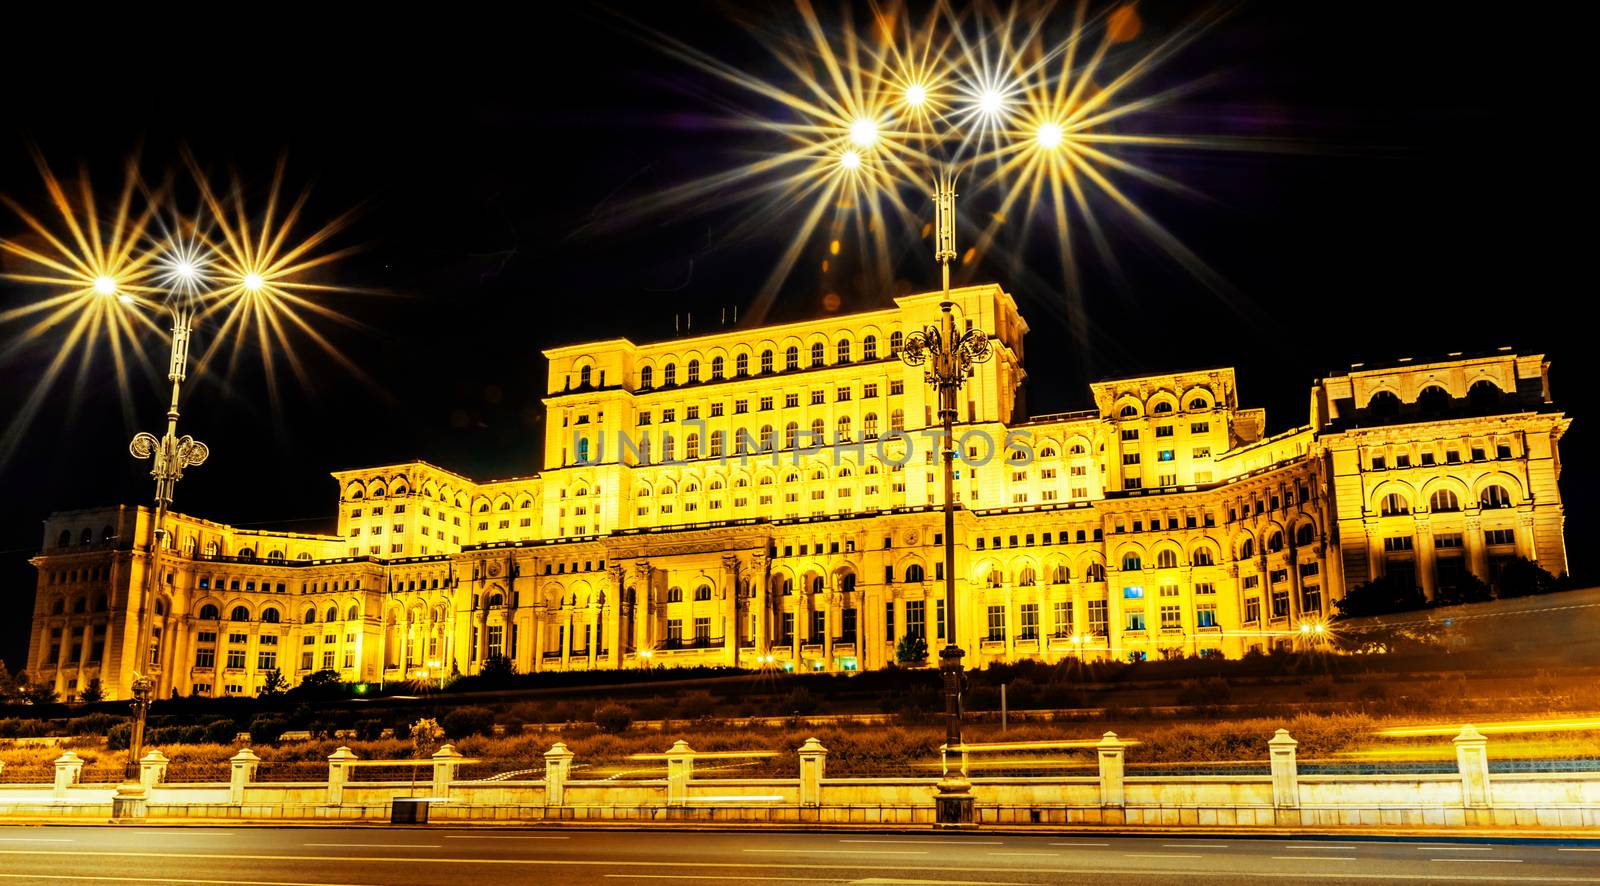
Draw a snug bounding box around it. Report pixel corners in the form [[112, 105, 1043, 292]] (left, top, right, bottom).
[[839, 150, 862, 170], [242, 272, 265, 292], [1036, 122, 1063, 149], [849, 117, 878, 147], [93, 276, 117, 296], [173, 260, 197, 280], [905, 83, 927, 107]]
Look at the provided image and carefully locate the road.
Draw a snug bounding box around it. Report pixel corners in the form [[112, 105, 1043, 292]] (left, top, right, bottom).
[[0, 825, 1597, 885]]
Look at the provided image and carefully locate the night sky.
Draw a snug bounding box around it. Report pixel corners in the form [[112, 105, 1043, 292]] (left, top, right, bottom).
[[0, 1, 1589, 670]]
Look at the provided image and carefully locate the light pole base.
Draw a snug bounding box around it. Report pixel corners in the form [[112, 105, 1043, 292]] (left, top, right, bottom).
[[111, 782, 148, 819], [933, 773, 976, 828]]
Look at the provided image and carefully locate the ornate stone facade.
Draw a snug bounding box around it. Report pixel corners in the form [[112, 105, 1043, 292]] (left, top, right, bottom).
[[25, 285, 1570, 699]]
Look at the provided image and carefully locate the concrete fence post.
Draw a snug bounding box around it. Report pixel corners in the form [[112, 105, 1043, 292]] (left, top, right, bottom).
[[1268, 729, 1300, 809], [1096, 732, 1125, 807], [229, 748, 261, 805], [432, 744, 465, 798], [139, 749, 169, 791], [543, 742, 575, 806], [665, 740, 695, 807], [1454, 725, 1492, 809], [797, 737, 827, 807], [53, 751, 84, 798], [326, 746, 358, 806]]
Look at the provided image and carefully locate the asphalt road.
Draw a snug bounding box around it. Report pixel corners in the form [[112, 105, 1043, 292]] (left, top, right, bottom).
[[1, 825, 1598, 885]]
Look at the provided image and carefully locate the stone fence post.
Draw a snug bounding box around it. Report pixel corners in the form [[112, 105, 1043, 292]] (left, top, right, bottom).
[[544, 742, 574, 806], [1268, 729, 1300, 809], [327, 746, 358, 806], [1096, 732, 1125, 808], [798, 737, 827, 806], [53, 751, 84, 798], [230, 748, 260, 805], [139, 749, 169, 790], [1454, 725, 1491, 809], [432, 744, 465, 798], [665, 740, 695, 807]]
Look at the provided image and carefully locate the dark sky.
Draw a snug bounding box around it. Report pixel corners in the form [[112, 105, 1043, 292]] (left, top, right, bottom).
[[0, 1, 1589, 669]]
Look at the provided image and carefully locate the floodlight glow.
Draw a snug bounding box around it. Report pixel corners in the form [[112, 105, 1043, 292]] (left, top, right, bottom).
[[1036, 122, 1064, 149], [839, 149, 862, 170], [242, 272, 265, 292], [93, 276, 117, 296], [905, 83, 927, 107], [978, 89, 1004, 116], [849, 117, 878, 148]]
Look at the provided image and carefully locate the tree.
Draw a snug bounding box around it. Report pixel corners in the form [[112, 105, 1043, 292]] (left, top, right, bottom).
[[895, 633, 928, 664], [288, 669, 346, 700], [1495, 557, 1558, 599], [478, 655, 517, 683], [77, 677, 105, 703], [258, 668, 289, 697], [593, 702, 634, 734], [1334, 572, 1426, 618], [1433, 572, 1493, 607], [0, 660, 15, 700], [410, 717, 444, 758]]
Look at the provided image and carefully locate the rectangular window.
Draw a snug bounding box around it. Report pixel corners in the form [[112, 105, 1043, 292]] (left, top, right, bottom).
[[1196, 604, 1218, 628], [1156, 425, 1174, 438], [906, 600, 925, 637], [779, 612, 795, 644], [1159, 584, 1179, 597], [1302, 586, 1323, 612], [1485, 528, 1516, 546], [1271, 589, 1291, 619], [1157, 449, 1175, 462], [258, 650, 277, 671], [667, 619, 683, 643], [890, 380, 904, 396], [810, 610, 826, 643], [936, 599, 946, 640], [1123, 586, 1144, 599], [1160, 605, 1182, 631], [226, 647, 246, 669], [986, 605, 1007, 641], [322, 650, 335, 669], [195, 646, 215, 668], [1120, 429, 1140, 441], [694, 617, 711, 641], [1195, 581, 1215, 595], [840, 608, 856, 642], [1435, 532, 1464, 549], [1126, 611, 1146, 631], [1019, 603, 1039, 640], [885, 602, 896, 640], [1088, 600, 1108, 635], [1191, 421, 1209, 433], [1052, 601, 1070, 637], [1383, 536, 1414, 552], [487, 624, 503, 659], [1244, 597, 1261, 623]]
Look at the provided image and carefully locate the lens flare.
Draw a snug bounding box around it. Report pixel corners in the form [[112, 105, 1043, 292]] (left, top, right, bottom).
[[905, 83, 928, 106], [849, 117, 880, 147], [1035, 122, 1063, 149], [840, 149, 863, 170]]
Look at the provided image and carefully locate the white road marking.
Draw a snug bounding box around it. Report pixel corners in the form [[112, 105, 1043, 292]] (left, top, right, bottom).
[[851, 880, 1036, 886], [1166, 843, 1229, 848], [1124, 853, 1205, 859], [1048, 842, 1110, 847], [0, 838, 74, 843], [0, 875, 362, 886], [1429, 858, 1524, 863], [1283, 843, 1362, 849], [746, 849, 930, 856], [987, 852, 1061, 857], [1274, 856, 1358, 862], [143, 832, 233, 837], [841, 839, 1005, 845], [443, 835, 570, 840], [1426, 847, 1495, 851], [1558, 848, 1600, 852], [302, 842, 441, 849]]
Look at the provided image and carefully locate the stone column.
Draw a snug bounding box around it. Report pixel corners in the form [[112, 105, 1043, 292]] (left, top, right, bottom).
[[432, 743, 465, 798], [1268, 729, 1299, 809], [544, 741, 574, 806], [1414, 518, 1436, 602], [665, 740, 695, 807], [229, 748, 260, 805], [53, 751, 84, 798], [532, 604, 545, 673], [1096, 732, 1125, 807], [326, 746, 357, 806], [607, 565, 625, 668], [797, 737, 827, 807], [1463, 515, 1488, 583], [633, 561, 653, 652], [752, 551, 769, 659], [722, 554, 741, 667], [1454, 725, 1492, 809], [139, 749, 169, 790]]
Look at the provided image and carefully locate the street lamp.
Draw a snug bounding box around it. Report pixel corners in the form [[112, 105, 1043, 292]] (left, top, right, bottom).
[[899, 178, 994, 826], [114, 249, 210, 818]]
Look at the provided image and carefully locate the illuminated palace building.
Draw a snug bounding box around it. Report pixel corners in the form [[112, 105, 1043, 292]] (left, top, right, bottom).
[[28, 285, 1571, 699]]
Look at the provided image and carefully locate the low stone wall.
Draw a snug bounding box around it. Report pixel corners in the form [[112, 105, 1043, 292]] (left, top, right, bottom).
[[3, 728, 1598, 830]]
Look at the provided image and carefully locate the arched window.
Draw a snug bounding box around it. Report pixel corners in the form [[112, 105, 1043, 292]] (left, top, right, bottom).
[[1189, 397, 1210, 410], [325, 606, 338, 623], [784, 422, 800, 449], [1121, 553, 1142, 571], [1119, 405, 1138, 418], [238, 547, 256, 559], [261, 607, 281, 624], [1480, 485, 1512, 509], [889, 330, 904, 354], [863, 413, 879, 439], [837, 416, 852, 442], [487, 593, 504, 607], [205, 540, 220, 557], [1086, 562, 1106, 582], [663, 363, 677, 386], [182, 536, 197, 556], [1367, 390, 1401, 418], [809, 418, 825, 443], [304, 608, 317, 624], [347, 605, 360, 621], [1267, 531, 1284, 553], [863, 335, 877, 360], [840, 573, 856, 593], [1153, 401, 1173, 414], [1418, 385, 1450, 415], [836, 338, 851, 364], [905, 563, 926, 583], [686, 433, 701, 460], [1156, 549, 1178, 569], [694, 585, 712, 601], [810, 341, 825, 366], [735, 353, 748, 376], [199, 604, 220, 620], [890, 409, 905, 431], [667, 587, 683, 603], [267, 550, 285, 562], [580, 365, 592, 387], [784, 346, 799, 370], [57, 529, 71, 548], [1239, 537, 1255, 559], [1051, 563, 1070, 584], [1193, 547, 1214, 567], [640, 366, 654, 389], [1468, 379, 1501, 412], [1380, 493, 1410, 516], [1017, 566, 1037, 586], [50, 597, 65, 615], [711, 355, 724, 379], [710, 430, 724, 458], [760, 425, 776, 450], [230, 605, 250, 622], [1430, 489, 1460, 512], [686, 360, 700, 383], [761, 350, 774, 373], [80, 528, 93, 545]]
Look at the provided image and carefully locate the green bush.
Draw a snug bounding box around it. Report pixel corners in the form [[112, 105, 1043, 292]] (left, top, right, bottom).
[[593, 703, 634, 734], [107, 722, 131, 749], [250, 716, 290, 743], [441, 706, 495, 738], [67, 713, 121, 736], [354, 719, 386, 741], [781, 687, 819, 716]]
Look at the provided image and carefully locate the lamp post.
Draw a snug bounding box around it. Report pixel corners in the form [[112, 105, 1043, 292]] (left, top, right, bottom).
[[113, 264, 210, 818], [899, 176, 993, 826]]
